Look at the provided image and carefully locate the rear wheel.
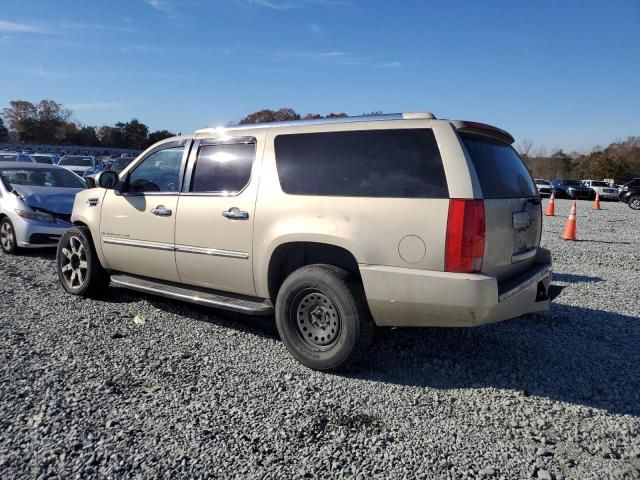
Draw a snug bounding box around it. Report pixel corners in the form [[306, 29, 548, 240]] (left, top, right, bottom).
[[57, 226, 109, 297], [629, 195, 640, 210], [275, 264, 374, 371], [0, 218, 20, 254]]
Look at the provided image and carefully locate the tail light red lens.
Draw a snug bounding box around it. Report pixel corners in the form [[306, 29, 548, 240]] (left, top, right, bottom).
[[445, 199, 486, 273]]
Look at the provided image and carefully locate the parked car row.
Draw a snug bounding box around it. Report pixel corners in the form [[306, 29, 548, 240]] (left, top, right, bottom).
[[0, 151, 138, 182], [534, 177, 638, 207]]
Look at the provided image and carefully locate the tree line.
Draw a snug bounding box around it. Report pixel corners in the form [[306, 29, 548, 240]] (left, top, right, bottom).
[[1, 99, 175, 150], [2, 100, 637, 181], [518, 138, 640, 182]]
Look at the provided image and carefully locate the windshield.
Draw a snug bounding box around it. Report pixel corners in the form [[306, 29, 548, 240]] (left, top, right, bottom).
[[461, 133, 537, 198], [0, 154, 18, 162], [535, 180, 550, 185], [59, 157, 93, 167], [0, 168, 86, 189], [591, 181, 609, 187], [563, 180, 581, 186], [32, 155, 54, 164]]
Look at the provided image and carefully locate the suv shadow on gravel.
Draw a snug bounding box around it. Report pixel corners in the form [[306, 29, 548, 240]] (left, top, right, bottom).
[[346, 304, 640, 417]]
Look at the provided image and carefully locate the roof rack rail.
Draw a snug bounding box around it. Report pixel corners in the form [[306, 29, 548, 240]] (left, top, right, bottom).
[[195, 112, 436, 134]]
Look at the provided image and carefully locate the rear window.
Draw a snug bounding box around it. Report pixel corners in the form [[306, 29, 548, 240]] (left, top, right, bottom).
[[591, 181, 609, 187], [59, 157, 93, 167], [461, 133, 537, 199], [32, 155, 54, 164], [274, 129, 448, 198], [0, 154, 17, 162]]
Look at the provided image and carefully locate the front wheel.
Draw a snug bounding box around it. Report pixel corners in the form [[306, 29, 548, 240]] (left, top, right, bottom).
[[629, 195, 640, 210], [0, 217, 20, 254], [275, 264, 374, 371], [57, 226, 110, 297]]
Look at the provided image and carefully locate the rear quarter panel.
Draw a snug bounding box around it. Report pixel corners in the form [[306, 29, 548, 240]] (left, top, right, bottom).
[[251, 119, 454, 299]]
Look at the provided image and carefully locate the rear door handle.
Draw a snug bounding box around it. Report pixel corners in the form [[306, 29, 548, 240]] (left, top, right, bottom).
[[151, 205, 172, 217], [222, 208, 249, 220]]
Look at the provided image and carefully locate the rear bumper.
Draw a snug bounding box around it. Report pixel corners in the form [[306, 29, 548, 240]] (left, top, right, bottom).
[[360, 248, 552, 327]]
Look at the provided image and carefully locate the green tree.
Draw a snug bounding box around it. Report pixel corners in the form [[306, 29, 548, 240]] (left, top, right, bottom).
[[0, 117, 9, 142], [239, 108, 301, 125], [64, 126, 100, 146], [117, 119, 149, 150], [97, 125, 126, 148], [146, 129, 176, 148], [2, 99, 72, 144]]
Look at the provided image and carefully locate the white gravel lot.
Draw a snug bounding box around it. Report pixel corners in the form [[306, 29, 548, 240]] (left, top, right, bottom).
[[1, 198, 639, 479]]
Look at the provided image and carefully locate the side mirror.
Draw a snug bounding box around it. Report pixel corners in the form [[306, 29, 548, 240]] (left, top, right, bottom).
[[96, 170, 119, 189]]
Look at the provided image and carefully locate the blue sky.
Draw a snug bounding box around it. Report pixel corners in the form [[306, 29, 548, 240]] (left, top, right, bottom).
[[1, 0, 638, 152]]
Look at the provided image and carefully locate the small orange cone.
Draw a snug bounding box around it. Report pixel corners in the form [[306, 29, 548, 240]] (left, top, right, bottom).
[[593, 192, 601, 210], [562, 201, 577, 241], [545, 192, 555, 216]]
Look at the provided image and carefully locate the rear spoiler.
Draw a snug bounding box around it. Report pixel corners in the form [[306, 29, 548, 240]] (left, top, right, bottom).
[[450, 120, 515, 145]]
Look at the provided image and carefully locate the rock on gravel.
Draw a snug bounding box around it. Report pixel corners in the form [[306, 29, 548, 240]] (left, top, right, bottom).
[[0, 198, 639, 479]]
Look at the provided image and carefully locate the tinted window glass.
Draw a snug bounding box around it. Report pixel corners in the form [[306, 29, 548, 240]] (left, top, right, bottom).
[[274, 129, 448, 198], [0, 154, 17, 162], [32, 155, 54, 164], [0, 168, 86, 188], [191, 142, 255, 193], [461, 134, 537, 199], [128, 147, 183, 193], [59, 157, 93, 167]]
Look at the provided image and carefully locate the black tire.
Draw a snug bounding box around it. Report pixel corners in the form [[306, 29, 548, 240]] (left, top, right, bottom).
[[0, 217, 20, 254], [629, 195, 640, 210], [57, 226, 110, 297], [275, 264, 374, 371]]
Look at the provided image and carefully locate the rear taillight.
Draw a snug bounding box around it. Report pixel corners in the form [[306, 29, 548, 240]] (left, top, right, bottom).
[[445, 199, 486, 273], [623, 186, 629, 191]]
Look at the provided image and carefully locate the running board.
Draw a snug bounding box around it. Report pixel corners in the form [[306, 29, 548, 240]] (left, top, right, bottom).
[[110, 274, 274, 316]]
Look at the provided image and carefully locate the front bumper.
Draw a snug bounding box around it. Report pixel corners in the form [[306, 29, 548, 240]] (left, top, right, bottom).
[[360, 248, 552, 327], [567, 190, 593, 199], [13, 217, 72, 248]]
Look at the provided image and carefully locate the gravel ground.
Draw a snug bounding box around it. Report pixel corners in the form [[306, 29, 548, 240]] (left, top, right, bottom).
[[1, 198, 639, 479]]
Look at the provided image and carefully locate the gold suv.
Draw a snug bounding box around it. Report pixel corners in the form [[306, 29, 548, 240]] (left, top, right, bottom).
[[56, 113, 552, 370]]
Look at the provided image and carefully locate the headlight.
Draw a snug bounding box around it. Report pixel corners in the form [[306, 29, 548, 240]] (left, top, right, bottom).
[[15, 209, 56, 223]]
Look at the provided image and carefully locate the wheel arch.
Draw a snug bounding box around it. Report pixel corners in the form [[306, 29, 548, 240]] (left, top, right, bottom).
[[266, 241, 361, 303]]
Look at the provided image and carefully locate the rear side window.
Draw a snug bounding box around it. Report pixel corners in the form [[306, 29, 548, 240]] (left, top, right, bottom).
[[462, 133, 537, 199], [190, 142, 255, 194], [274, 129, 448, 198]]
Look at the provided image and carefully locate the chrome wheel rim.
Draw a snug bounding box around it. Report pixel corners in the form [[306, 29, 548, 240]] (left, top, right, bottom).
[[291, 289, 341, 350], [60, 236, 88, 288], [630, 197, 640, 210], [0, 221, 14, 251]]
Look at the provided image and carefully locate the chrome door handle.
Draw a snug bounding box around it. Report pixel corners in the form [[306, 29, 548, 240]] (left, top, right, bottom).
[[222, 208, 249, 220], [151, 205, 172, 217]]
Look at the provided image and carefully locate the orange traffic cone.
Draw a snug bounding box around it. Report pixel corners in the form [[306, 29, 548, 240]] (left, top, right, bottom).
[[562, 201, 577, 241], [593, 192, 601, 210], [545, 192, 555, 216]]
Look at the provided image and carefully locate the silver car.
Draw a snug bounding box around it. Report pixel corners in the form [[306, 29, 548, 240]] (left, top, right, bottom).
[[0, 162, 86, 254], [58, 155, 101, 177]]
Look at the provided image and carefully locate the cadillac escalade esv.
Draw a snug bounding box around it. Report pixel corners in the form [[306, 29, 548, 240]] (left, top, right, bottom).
[[56, 112, 552, 370]]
